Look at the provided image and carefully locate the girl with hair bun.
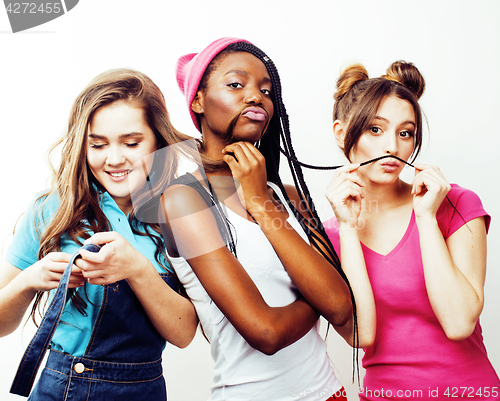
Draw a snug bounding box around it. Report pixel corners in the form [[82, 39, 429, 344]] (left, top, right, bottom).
[[161, 37, 354, 401], [0, 68, 198, 400], [324, 61, 500, 400]]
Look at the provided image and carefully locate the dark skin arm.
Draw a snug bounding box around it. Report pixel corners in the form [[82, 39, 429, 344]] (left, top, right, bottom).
[[222, 141, 353, 327], [278, 184, 353, 325], [160, 184, 319, 355]]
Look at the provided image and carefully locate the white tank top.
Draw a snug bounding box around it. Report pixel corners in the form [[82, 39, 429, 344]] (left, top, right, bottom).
[[168, 181, 342, 401]]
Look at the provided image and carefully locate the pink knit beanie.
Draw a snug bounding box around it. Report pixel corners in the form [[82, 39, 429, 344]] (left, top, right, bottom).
[[175, 37, 252, 132]]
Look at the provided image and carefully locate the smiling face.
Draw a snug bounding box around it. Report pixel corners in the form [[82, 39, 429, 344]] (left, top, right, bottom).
[[348, 95, 416, 185], [87, 101, 158, 214], [192, 51, 274, 145]]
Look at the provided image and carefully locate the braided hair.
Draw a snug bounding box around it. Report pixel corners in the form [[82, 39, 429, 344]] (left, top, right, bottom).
[[219, 41, 360, 379]]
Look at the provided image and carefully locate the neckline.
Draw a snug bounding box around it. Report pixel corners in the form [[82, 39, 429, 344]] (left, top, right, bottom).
[[99, 190, 129, 217], [360, 210, 415, 258]]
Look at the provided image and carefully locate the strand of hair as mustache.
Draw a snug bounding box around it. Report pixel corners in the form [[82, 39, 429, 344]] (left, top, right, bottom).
[[276, 144, 467, 229]]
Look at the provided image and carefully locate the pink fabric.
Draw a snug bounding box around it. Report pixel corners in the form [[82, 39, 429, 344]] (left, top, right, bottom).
[[324, 184, 499, 400], [175, 37, 251, 132]]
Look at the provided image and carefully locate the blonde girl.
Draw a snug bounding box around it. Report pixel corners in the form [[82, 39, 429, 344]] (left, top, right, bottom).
[[0, 69, 197, 400]]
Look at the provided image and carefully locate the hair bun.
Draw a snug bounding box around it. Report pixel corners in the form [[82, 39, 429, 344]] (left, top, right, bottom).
[[334, 64, 369, 101], [384, 61, 425, 99]]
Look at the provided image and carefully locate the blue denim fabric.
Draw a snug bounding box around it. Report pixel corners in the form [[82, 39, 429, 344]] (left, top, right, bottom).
[[11, 245, 179, 400], [11, 244, 101, 396], [28, 350, 165, 401]]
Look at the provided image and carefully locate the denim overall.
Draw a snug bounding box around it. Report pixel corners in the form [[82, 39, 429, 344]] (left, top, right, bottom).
[[11, 244, 178, 400]]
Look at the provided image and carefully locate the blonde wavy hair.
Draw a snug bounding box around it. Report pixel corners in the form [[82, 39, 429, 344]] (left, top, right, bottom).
[[30, 68, 193, 323]]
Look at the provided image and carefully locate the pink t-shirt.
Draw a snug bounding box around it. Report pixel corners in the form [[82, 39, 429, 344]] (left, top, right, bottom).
[[324, 184, 499, 400]]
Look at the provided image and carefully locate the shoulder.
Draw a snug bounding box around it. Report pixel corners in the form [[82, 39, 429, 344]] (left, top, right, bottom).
[[19, 191, 58, 232], [5, 191, 57, 269], [32, 191, 58, 215], [162, 182, 210, 219], [162, 173, 218, 224], [161, 176, 229, 260], [445, 184, 483, 205], [437, 183, 490, 238], [440, 184, 486, 217]]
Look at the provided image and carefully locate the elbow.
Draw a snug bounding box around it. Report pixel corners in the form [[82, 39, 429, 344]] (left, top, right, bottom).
[[332, 305, 353, 328], [0, 329, 12, 338], [441, 314, 479, 341], [0, 322, 20, 338], [173, 332, 196, 349], [355, 331, 375, 348], [324, 280, 354, 327], [165, 321, 199, 349], [443, 323, 476, 342], [326, 297, 353, 328], [175, 340, 193, 349], [339, 319, 375, 349], [253, 343, 280, 356], [439, 304, 482, 341], [246, 326, 283, 356], [181, 323, 200, 349]]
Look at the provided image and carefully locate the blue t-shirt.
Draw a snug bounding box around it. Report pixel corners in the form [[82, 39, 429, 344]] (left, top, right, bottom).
[[6, 190, 170, 356]]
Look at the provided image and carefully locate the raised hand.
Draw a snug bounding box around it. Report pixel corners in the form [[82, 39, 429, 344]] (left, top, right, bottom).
[[412, 164, 451, 219], [222, 141, 270, 215], [76, 232, 150, 285], [25, 252, 86, 292], [325, 164, 365, 228]]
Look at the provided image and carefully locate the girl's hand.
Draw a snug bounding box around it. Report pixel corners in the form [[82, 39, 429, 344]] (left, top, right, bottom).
[[325, 164, 365, 228], [76, 232, 149, 285], [412, 164, 451, 219], [222, 141, 270, 214], [25, 252, 86, 292]]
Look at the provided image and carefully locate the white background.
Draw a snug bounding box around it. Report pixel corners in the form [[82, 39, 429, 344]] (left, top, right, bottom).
[[1, 1, 499, 400]]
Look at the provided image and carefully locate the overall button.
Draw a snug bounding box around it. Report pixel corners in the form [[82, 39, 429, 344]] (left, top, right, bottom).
[[74, 363, 85, 374]]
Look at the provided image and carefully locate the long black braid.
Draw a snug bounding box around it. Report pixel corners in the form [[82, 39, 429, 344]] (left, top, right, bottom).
[[226, 41, 360, 382]]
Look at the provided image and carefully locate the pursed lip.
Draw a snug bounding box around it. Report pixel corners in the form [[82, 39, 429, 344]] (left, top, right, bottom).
[[379, 160, 400, 172], [241, 106, 268, 121], [380, 160, 399, 167]]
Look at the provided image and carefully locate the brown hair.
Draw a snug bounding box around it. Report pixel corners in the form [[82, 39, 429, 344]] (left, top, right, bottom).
[[31, 68, 192, 324], [333, 61, 426, 162]]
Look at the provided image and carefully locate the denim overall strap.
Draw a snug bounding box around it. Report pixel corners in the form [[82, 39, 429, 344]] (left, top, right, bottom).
[[26, 274, 177, 401], [10, 244, 101, 397], [83, 273, 179, 363]]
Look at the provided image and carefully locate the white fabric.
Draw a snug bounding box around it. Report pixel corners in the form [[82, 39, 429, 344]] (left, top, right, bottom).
[[169, 182, 342, 401]]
